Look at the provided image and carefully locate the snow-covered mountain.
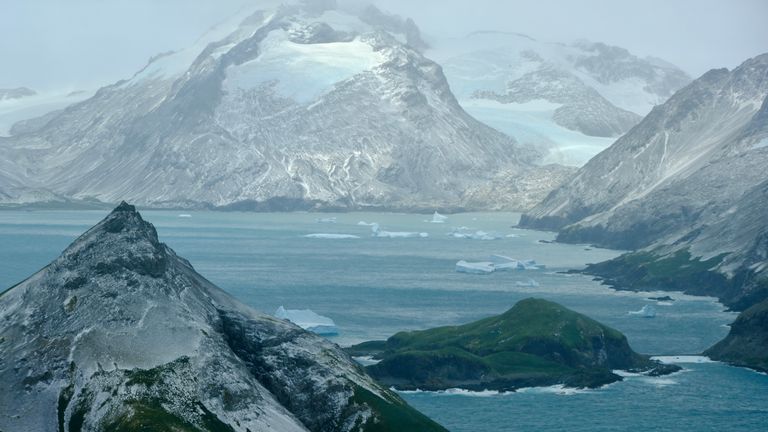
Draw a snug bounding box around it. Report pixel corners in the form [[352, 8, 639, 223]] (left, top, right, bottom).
[[0, 1, 566, 211], [520, 53, 768, 306], [0, 88, 94, 137], [0, 202, 446, 431], [431, 32, 691, 165]]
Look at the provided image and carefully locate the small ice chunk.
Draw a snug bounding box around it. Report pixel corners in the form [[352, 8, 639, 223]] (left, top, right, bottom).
[[629, 305, 657, 318], [456, 260, 495, 274], [316, 217, 337, 224], [371, 223, 428, 238], [514, 278, 540, 287], [304, 233, 360, 239], [177, 214, 192, 218], [275, 306, 339, 335], [357, 221, 377, 226], [449, 228, 502, 240], [429, 211, 448, 223]]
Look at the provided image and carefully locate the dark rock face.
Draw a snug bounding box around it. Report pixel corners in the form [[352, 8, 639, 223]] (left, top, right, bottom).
[[347, 299, 678, 391], [706, 299, 768, 372], [0, 203, 446, 432]]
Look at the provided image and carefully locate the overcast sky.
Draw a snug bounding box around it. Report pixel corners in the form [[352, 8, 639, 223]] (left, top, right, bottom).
[[1, 0, 766, 91]]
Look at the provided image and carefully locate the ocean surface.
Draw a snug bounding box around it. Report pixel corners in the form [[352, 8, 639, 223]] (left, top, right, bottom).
[[1, 209, 766, 431]]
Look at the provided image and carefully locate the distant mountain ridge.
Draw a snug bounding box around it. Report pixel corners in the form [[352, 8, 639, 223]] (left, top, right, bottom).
[[519, 53, 768, 370], [0, 1, 569, 212], [432, 32, 691, 165]]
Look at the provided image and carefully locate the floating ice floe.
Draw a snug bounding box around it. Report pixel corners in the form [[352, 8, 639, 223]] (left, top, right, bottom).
[[275, 306, 339, 335], [428, 211, 448, 223], [455, 260, 495, 274], [357, 221, 377, 226], [371, 223, 428, 238], [304, 233, 360, 239], [457, 256, 545, 274], [514, 278, 540, 287], [315, 217, 337, 224], [489, 255, 543, 270], [448, 228, 502, 240], [177, 214, 192, 218], [629, 305, 657, 318]]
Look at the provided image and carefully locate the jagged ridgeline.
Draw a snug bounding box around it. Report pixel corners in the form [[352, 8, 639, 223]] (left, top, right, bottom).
[[0, 0, 566, 211], [0, 203, 446, 432]]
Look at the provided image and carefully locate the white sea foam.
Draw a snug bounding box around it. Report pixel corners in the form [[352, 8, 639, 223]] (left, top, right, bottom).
[[651, 355, 715, 364]]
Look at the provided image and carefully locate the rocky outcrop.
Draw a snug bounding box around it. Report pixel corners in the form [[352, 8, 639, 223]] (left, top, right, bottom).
[[347, 298, 678, 391], [0, 202, 446, 431]]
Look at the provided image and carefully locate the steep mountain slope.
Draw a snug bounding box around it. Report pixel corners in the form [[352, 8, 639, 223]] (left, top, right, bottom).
[[706, 298, 768, 373], [0, 2, 558, 211], [520, 54, 768, 248], [432, 32, 691, 165], [0, 202, 446, 432], [519, 54, 768, 370]]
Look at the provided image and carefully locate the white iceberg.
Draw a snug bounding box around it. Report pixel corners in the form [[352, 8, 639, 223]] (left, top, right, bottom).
[[629, 305, 657, 318], [448, 228, 502, 240], [357, 221, 378, 226], [275, 306, 339, 335], [488, 255, 543, 270], [315, 217, 337, 224], [371, 223, 428, 238], [177, 214, 192, 218], [455, 260, 495, 274], [429, 211, 448, 223], [304, 233, 360, 239], [515, 278, 540, 287]]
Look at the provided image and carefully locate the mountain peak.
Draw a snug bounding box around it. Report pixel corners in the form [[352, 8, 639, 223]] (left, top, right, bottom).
[[59, 202, 167, 279], [0, 202, 446, 432]]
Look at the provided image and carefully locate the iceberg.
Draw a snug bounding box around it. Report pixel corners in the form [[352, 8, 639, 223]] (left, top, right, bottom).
[[455, 260, 495, 274], [275, 306, 339, 335], [177, 213, 192, 218], [629, 305, 657, 318], [448, 228, 502, 240], [315, 217, 337, 224], [371, 223, 428, 238], [304, 233, 360, 239], [514, 278, 540, 288], [488, 255, 543, 270], [429, 211, 448, 223], [357, 221, 377, 226]]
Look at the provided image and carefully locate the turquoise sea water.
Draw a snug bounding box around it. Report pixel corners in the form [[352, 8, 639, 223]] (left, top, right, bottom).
[[1, 209, 766, 431]]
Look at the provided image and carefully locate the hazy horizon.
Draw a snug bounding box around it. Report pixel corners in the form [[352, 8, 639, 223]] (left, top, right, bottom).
[[1, 0, 766, 92]]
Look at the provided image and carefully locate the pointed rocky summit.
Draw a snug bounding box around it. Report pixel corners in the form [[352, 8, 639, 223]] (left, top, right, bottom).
[[0, 203, 445, 431]]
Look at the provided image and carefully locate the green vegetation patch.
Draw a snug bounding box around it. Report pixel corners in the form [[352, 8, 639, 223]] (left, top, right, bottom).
[[350, 299, 650, 390], [352, 386, 448, 432]]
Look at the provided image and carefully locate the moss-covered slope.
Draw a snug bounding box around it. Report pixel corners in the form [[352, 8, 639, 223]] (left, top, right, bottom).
[[706, 298, 768, 373], [348, 298, 677, 391]]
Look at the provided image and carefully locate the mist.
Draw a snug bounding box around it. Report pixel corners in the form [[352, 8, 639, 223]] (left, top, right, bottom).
[[1, 0, 765, 91]]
